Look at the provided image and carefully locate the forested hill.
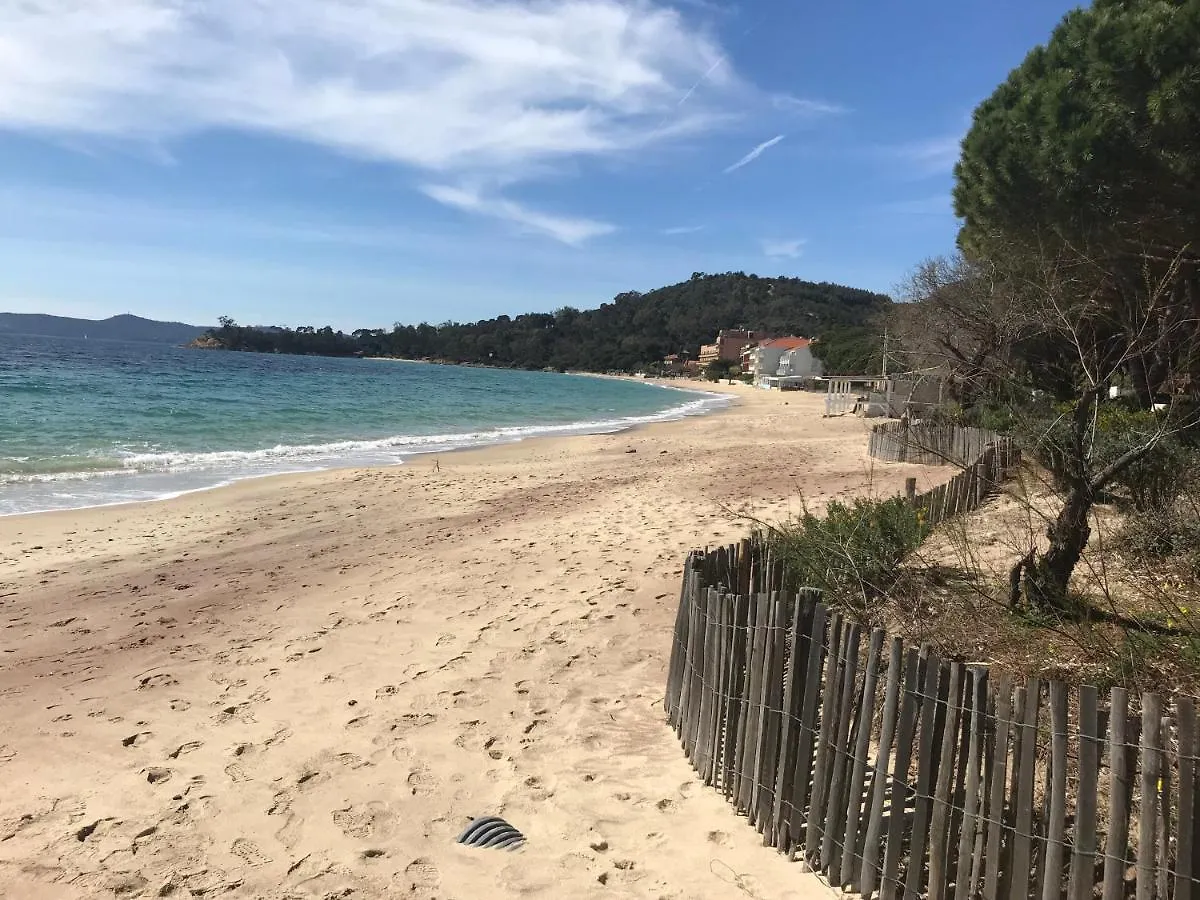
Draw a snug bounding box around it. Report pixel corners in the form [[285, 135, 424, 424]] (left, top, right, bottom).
[[202, 273, 891, 372]]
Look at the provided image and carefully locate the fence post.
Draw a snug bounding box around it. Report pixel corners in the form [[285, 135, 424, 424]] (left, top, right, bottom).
[[1102, 688, 1132, 900], [859, 637, 905, 897], [905, 477, 917, 505], [1042, 681, 1069, 900], [1070, 686, 1100, 900], [1177, 698, 1197, 900], [1137, 693, 1163, 900]]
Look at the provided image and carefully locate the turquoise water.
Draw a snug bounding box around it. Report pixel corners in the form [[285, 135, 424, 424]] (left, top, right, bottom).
[[0, 334, 726, 516]]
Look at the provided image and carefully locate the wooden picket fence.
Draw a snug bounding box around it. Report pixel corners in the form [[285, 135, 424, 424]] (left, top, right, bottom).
[[665, 539, 1200, 900], [867, 423, 1019, 529], [869, 422, 1017, 470]]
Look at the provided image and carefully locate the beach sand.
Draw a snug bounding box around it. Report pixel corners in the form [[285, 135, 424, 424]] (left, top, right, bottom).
[[0, 384, 942, 899]]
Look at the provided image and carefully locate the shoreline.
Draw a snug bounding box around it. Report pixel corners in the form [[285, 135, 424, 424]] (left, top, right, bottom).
[[0, 386, 928, 898], [0, 378, 732, 519]]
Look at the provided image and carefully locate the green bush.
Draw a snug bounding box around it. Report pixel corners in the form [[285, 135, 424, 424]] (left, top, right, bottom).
[[1022, 403, 1193, 511], [766, 496, 930, 615]]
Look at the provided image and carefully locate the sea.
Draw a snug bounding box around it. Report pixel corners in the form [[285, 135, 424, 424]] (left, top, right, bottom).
[[0, 334, 728, 517]]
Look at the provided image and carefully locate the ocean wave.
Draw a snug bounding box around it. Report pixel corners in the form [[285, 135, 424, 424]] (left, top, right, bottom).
[[0, 387, 729, 514]]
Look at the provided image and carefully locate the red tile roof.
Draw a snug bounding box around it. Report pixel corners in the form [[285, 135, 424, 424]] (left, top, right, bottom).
[[759, 336, 810, 350]]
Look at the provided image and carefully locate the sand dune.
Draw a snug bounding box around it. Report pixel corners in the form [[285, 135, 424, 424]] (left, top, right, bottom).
[[0, 385, 941, 898]]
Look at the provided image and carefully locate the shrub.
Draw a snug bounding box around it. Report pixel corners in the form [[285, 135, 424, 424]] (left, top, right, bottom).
[[1119, 484, 1200, 570], [765, 496, 930, 615], [1021, 403, 1193, 511]]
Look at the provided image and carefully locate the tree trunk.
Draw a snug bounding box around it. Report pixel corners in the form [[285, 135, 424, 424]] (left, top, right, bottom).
[[1128, 352, 1154, 408], [1024, 481, 1092, 611]]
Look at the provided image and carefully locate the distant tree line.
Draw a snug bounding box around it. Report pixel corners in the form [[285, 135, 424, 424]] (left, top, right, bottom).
[[198, 273, 891, 373]]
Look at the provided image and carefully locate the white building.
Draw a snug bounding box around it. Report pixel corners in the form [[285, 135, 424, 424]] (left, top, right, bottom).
[[776, 344, 822, 378], [748, 337, 821, 385]]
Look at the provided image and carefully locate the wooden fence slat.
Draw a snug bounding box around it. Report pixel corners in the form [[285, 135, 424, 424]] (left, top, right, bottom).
[[806, 613, 846, 862], [728, 591, 753, 805], [787, 603, 829, 849], [954, 667, 988, 900], [1102, 687, 1132, 900], [1156, 711, 1170, 900], [1042, 681, 1068, 900], [771, 591, 818, 847], [839, 627, 886, 890], [880, 647, 924, 900], [1009, 678, 1041, 900], [703, 588, 728, 786], [723, 592, 750, 802], [750, 593, 787, 833], [1069, 685, 1100, 900], [736, 593, 769, 814], [681, 578, 708, 761], [664, 555, 696, 725], [983, 677, 1013, 900], [759, 593, 792, 838], [823, 623, 862, 875], [905, 655, 946, 900], [947, 667, 974, 894], [1176, 697, 1196, 900], [928, 663, 964, 900], [695, 588, 720, 778], [859, 637, 905, 898], [1136, 693, 1162, 900], [718, 591, 742, 796]]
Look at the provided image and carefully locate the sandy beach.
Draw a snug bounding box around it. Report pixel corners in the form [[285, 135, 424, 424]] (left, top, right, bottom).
[[0, 384, 942, 899]]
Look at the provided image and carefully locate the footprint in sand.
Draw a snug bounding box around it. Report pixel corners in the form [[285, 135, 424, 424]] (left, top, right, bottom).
[[137, 673, 177, 690], [0, 745, 16, 764], [224, 763, 250, 783], [168, 740, 203, 759], [121, 731, 152, 748], [332, 802, 396, 840], [402, 858, 440, 892], [231, 837, 272, 867], [406, 765, 437, 797]]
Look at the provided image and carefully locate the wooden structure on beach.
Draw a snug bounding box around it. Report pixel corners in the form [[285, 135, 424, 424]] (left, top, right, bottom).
[[825, 372, 946, 418], [664, 424, 1200, 899]]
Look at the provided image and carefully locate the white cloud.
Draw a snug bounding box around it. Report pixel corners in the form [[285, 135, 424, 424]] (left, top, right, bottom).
[[761, 237, 805, 258], [421, 184, 614, 245], [662, 224, 705, 235], [0, 0, 741, 241], [724, 134, 784, 173]]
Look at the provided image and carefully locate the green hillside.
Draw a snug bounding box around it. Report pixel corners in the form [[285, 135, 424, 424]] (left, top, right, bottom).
[[205, 272, 891, 372]]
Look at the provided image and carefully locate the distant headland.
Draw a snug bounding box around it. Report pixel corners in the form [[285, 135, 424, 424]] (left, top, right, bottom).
[[0, 312, 207, 345]]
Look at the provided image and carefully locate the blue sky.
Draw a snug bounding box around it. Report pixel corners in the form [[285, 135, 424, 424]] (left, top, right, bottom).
[[0, 0, 1080, 330]]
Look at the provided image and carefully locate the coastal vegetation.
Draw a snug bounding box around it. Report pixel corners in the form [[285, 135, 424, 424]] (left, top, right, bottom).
[[764, 0, 1200, 692], [196, 273, 889, 373]]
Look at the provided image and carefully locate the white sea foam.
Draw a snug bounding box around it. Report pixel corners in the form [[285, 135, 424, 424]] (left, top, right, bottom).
[[0, 387, 729, 516]]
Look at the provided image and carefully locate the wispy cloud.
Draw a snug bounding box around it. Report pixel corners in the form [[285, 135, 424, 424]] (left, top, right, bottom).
[[761, 237, 805, 258], [724, 134, 785, 173], [771, 95, 849, 116], [421, 184, 614, 246], [662, 224, 705, 235], [0, 0, 742, 241], [889, 135, 964, 177]]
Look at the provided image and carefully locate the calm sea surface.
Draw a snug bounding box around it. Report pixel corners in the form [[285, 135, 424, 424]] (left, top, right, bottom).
[[0, 334, 726, 516]]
